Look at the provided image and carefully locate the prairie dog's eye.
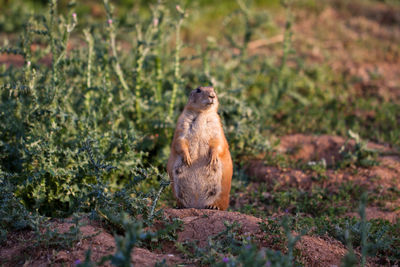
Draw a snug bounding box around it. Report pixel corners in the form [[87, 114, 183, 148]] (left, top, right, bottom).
[[196, 88, 201, 93]]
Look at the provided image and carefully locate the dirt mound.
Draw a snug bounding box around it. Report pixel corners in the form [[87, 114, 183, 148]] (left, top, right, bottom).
[[164, 208, 352, 266], [0, 209, 356, 266], [346, 207, 400, 224], [278, 134, 348, 165], [245, 134, 400, 222], [296, 235, 347, 267], [246, 163, 309, 188], [247, 134, 400, 193], [0, 219, 183, 267], [246, 156, 400, 193], [164, 208, 262, 247], [260, 134, 399, 192], [277, 134, 393, 166]]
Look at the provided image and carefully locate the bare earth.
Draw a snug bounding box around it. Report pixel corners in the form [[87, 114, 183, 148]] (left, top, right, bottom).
[[0, 208, 350, 267]]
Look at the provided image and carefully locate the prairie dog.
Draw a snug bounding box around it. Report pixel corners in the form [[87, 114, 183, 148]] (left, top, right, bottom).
[[167, 86, 233, 210]]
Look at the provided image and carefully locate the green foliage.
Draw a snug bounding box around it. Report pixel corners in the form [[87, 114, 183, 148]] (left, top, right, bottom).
[[259, 217, 287, 250], [102, 214, 151, 267], [337, 130, 380, 168], [0, 0, 169, 217], [0, 171, 36, 242], [32, 214, 86, 250], [0, 0, 277, 218], [267, 183, 364, 217], [305, 159, 328, 182], [176, 221, 246, 265], [231, 179, 371, 219]]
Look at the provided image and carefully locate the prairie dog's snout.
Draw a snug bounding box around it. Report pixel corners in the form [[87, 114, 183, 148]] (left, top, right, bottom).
[[208, 92, 216, 104]]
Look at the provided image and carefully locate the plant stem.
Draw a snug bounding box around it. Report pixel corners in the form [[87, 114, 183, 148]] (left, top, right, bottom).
[[359, 193, 368, 267], [104, 0, 130, 92], [135, 42, 145, 123], [84, 29, 94, 88], [148, 181, 169, 221], [155, 46, 163, 102], [48, 0, 58, 93], [168, 16, 183, 120]]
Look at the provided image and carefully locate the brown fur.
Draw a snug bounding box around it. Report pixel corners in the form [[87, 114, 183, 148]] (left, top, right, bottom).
[[167, 86, 233, 210]]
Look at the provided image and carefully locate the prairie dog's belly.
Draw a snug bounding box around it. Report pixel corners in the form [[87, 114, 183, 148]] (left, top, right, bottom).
[[173, 156, 222, 208], [173, 114, 223, 208]]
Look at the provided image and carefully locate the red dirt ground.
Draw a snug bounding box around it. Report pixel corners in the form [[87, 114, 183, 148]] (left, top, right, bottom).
[[245, 134, 400, 220], [0, 208, 358, 267]]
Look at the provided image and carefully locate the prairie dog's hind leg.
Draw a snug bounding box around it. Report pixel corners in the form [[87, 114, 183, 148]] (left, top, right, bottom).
[[174, 160, 184, 175]]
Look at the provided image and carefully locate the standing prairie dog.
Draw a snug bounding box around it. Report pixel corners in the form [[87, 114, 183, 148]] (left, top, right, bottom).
[[167, 86, 233, 210]]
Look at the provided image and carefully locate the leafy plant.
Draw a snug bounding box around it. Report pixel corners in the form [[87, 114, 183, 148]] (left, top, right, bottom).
[[32, 214, 87, 250], [0, 170, 36, 243], [338, 130, 379, 168], [176, 217, 302, 266]]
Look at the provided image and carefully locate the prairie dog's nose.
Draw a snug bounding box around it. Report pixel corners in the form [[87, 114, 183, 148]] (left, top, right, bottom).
[[209, 93, 216, 98]]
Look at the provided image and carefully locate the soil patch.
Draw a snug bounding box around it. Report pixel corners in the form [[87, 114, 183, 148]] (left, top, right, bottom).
[[164, 208, 262, 248], [277, 134, 394, 165], [0, 209, 357, 266], [346, 207, 400, 224], [245, 134, 400, 222], [0, 219, 183, 267], [291, 3, 400, 102], [164, 208, 350, 266], [296, 235, 347, 267]]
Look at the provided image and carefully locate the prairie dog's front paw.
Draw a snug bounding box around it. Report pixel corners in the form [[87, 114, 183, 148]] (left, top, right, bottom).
[[183, 153, 192, 166], [208, 154, 218, 171]]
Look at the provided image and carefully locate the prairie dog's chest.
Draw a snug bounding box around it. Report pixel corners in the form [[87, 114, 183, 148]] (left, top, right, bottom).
[[182, 113, 220, 157], [186, 114, 219, 139]]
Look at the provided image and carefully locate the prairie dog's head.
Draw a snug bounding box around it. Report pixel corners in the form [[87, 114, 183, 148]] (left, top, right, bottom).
[[187, 86, 218, 112]]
